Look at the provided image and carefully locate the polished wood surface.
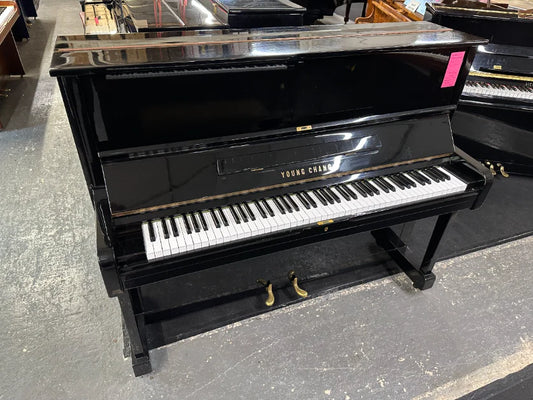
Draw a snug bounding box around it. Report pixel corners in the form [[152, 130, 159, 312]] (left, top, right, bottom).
[[355, 0, 422, 23]]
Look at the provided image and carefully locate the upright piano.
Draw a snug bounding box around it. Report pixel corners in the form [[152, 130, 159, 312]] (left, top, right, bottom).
[[50, 22, 492, 376], [428, 1, 533, 176]]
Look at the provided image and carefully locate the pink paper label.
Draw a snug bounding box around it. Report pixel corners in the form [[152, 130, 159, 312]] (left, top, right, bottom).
[[441, 51, 465, 88]]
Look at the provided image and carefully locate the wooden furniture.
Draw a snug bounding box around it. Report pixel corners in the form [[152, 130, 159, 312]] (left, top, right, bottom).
[[355, 0, 423, 23], [0, 0, 25, 129]]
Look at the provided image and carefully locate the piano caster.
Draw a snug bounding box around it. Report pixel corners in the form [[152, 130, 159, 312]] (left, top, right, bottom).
[[288, 271, 308, 298], [497, 163, 510, 178], [257, 279, 275, 307]]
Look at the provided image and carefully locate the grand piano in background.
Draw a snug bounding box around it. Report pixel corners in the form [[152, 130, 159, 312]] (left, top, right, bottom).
[[50, 22, 492, 376], [81, 0, 345, 33], [428, 0, 533, 176]]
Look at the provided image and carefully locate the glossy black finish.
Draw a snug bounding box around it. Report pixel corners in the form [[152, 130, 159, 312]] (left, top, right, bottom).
[[51, 22, 482, 194], [120, 0, 305, 32], [428, 2, 533, 176], [50, 23, 492, 376], [427, 1, 533, 47], [102, 113, 454, 218], [200, 0, 305, 28], [121, 0, 226, 31]]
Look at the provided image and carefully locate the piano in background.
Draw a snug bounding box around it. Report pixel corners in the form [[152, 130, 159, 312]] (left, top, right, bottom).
[[50, 22, 492, 376], [81, 0, 340, 34], [0, 0, 25, 129], [428, 1, 533, 176]]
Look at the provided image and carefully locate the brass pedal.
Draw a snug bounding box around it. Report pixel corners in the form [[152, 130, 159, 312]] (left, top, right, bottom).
[[257, 279, 275, 307], [496, 163, 509, 178], [485, 161, 497, 176], [288, 271, 308, 298]]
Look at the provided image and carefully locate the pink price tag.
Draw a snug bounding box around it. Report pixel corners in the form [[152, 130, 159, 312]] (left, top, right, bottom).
[[441, 51, 465, 88]]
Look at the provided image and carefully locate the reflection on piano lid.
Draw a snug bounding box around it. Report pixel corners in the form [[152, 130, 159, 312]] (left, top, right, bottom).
[[50, 22, 493, 376]]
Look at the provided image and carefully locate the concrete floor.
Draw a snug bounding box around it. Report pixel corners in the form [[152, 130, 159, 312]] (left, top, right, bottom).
[[1, 2, 532, 399]]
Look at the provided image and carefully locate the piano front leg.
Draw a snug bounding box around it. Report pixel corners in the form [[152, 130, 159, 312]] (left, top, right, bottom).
[[371, 212, 455, 290], [118, 289, 152, 376]]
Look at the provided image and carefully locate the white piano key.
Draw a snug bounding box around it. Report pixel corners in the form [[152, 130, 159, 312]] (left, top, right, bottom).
[[154, 220, 171, 257], [177, 216, 194, 251], [150, 221, 164, 259], [164, 218, 180, 255], [142, 222, 156, 261]]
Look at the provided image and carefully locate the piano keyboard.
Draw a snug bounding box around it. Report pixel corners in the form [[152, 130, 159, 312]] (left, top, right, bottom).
[[142, 166, 467, 261], [462, 79, 533, 102]]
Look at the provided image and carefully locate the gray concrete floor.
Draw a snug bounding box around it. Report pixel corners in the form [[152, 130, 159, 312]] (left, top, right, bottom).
[[1, 2, 532, 399]]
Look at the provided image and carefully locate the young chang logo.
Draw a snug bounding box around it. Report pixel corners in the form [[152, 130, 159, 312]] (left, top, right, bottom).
[[280, 163, 333, 179]]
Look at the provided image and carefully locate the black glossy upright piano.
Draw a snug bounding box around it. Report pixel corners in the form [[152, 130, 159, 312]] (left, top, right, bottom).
[[50, 22, 492, 376], [428, 1, 533, 176]]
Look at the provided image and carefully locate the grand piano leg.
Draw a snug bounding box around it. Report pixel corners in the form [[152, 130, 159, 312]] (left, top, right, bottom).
[[371, 213, 454, 290], [118, 289, 152, 376]]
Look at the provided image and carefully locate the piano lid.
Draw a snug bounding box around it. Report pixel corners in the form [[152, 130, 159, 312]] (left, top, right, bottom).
[[49, 22, 484, 75]]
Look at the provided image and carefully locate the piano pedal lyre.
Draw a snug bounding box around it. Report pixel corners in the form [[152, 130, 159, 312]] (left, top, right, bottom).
[[485, 161, 497, 176], [288, 271, 308, 298], [257, 279, 275, 307], [496, 163, 509, 178]]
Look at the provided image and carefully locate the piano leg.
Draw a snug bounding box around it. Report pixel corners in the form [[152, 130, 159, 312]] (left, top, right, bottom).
[[371, 213, 454, 290], [118, 290, 152, 376]]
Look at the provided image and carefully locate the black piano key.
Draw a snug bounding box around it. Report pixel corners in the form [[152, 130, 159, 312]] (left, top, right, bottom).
[[273, 197, 286, 214], [244, 202, 256, 221], [182, 214, 192, 234], [423, 168, 441, 182], [399, 173, 416, 187], [378, 177, 395, 192], [407, 171, 425, 185], [312, 190, 328, 206], [261, 199, 275, 217], [254, 200, 268, 218], [229, 205, 241, 223], [279, 196, 293, 213], [198, 212, 209, 231], [431, 166, 450, 180], [210, 209, 221, 228], [351, 182, 368, 197], [148, 221, 156, 242], [190, 213, 201, 233], [160, 219, 170, 239], [335, 185, 351, 201], [388, 175, 406, 189], [170, 217, 179, 236], [236, 203, 248, 222], [296, 192, 311, 209], [357, 181, 373, 196], [303, 191, 317, 208], [363, 180, 380, 195], [325, 187, 341, 203], [341, 184, 358, 199], [285, 195, 299, 212], [318, 189, 334, 205], [372, 178, 389, 193], [217, 208, 229, 227], [395, 174, 412, 188], [412, 170, 431, 184]]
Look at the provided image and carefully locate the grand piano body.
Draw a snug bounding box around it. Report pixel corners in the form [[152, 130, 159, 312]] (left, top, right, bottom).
[[50, 22, 492, 376], [83, 0, 338, 33], [428, 1, 533, 176]]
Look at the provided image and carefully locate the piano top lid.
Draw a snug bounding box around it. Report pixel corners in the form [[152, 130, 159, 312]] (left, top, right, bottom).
[[49, 21, 485, 76]]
